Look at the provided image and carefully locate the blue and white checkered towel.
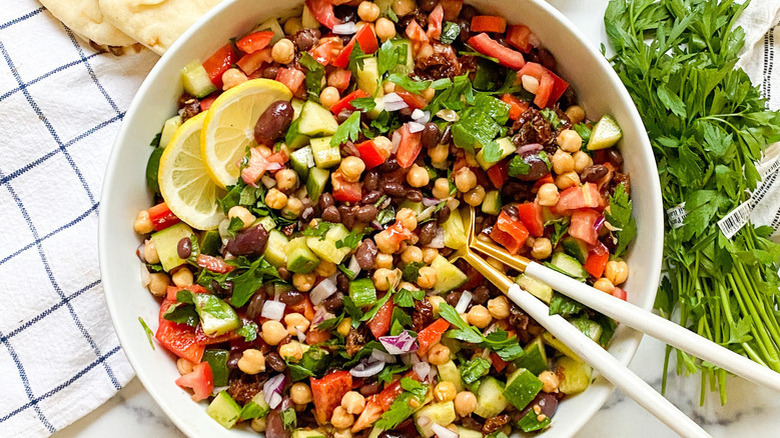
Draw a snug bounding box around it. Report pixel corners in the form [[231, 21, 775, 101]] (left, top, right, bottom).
[[0, 1, 157, 436]]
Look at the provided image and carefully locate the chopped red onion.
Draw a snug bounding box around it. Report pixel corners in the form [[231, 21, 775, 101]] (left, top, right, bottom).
[[263, 374, 287, 409], [371, 349, 396, 364], [594, 215, 606, 233], [266, 162, 283, 172], [426, 227, 446, 248], [391, 130, 401, 154], [333, 22, 357, 35], [383, 93, 408, 112], [348, 255, 361, 279], [295, 327, 306, 342], [411, 109, 430, 124], [350, 359, 386, 377], [261, 174, 277, 189], [517, 143, 543, 155], [431, 423, 459, 438], [136, 243, 146, 263], [422, 197, 440, 207], [408, 121, 425, 133], [211, 385, 229, 396], [261, 300, 286, 321], [417, 205, 437, 222], [310, 274, 337, 305], [139, 263, 150, 287], [379, 331, 418, 354], [455, 290, 472, 313], [413, 361, 430, 380]]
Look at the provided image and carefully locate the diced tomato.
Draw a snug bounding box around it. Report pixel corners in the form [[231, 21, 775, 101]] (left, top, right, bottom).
[[501, 93, 529, 121], [405, 19, 429, 44], [495, 210, 530, 249], [471, 16, 507, 33], [383, 220, 414, 248], [199, 94, 218, 111], [241, 147, 270, 185], [395, 124, 423, 168], [373, 371, 420, 410], [155, 299, 205, 363], [491, 226, 522, 254], [536, 72, 554, 112], [236, 31, 275, 54], [148, 202, 180, 231], [468, 33, 525, 69], [584, 241, 609, 278], [289, 296, 315, 321], [310, 37, 344, 65], [175, 362, 213, 401], [569, 208, 601, 246], [236, 47, 273, 75], [166, 284, 208, 301], [332, 24, 379, 68], [556, 183, 602, 211], [426, 4, 444, 40], [197, 326, 241, 345], [439, 0, 464, 21], [517, 62, 569, 108], [489, 352, 508, 372], [357, 139, 388, 169], [487, 159, 509, 188], [506, 24, 538, 53], [516, 202, 545, 237], [332, 170, 363, 202], [367, 299, 394, 338], [353, 401, 383, 432], [532, 173, 554, 191], [329, 69, 352, 93], [196, 254, 234, 274], [395, 90, 428, 110], [311, 371, 352, 424], [306, 328, 332, 345], [330, 89, 370, 114], [305, 0, 342, 29], [202, 44, 238, 89], [417, 318, 450, 356], [612, 287, 628, 301], [275, 67, 306, 97]]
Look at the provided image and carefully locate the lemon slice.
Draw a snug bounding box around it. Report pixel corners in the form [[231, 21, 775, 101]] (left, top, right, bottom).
[[158, 112, 225, 230], [201, 79, 293, 188]]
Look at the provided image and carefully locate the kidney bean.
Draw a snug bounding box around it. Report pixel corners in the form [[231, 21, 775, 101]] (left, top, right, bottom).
[[360, 381, 382, 396], [246, 292, 267, 319], [537, 48, 557, 71], [407, 190, 423, 202], [294, 28, 320, 51], [440, 124, 453, 145], [266, 352, 287, 372], [418, 222, 438, 246], [581, 164, 609, 183], [382, 181, 407, 197], [277, 266, 291, 280], [265, 409, 289, 438], [279, 289, 304, 306], [513, 151, 551, 181], [377, 196, 392, 210], [421, 122, 441, 149], [356, 239, 378, 270], [318, 192, 335, 210], [364, 170, 380, 191], [363, 190, 382, 205], [457, 18, 471, 43], [322, 205, 341, 223], [226, 225, 269, 257], [177, 237, 192, 259], [419, 0, 438, 11], [254, 100, 294, 146], [436, 205, 451, 224], [356, 205, 378, 222], [337, 109, 354, 123], [605, 149, 624, 167]]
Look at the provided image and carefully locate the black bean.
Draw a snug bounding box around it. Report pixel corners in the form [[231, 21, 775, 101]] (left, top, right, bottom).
[[266, 352, 287, 372], [177, 237, 192, 259], [355, 239, 378, 270], [246, 292, 266, 319], [294, 28, 320, 51], [363, 190, 382, 205], [227, 349, 242, 369], [457, 18, 471, 43], [319, 192, 335, 210], [337, 109, 354, 124], [382, 181, 407, 197], [254, 100, 294, 146], [339, 205, 356, 229], [418, 222, 438, 246], [211, 280, 233, 297], [436, 205, 451, 224], [421, 122, 441, 149], [277, 266, 291, 280], [407, 190, 423, 202], [323, 292, 345, 312], [322, 205, 341, 222], [513, 151, 551, 181], [581, 164, 609, 183], [605, 149, 624, 167], [446, 291, 462, 307], [360, 381, 382, 396], [419, 0, 438, 11], [334, 5, 357, 22], [356, 205, 378, 222], [364, 170, 380, 191], [226, 226, 269, 257], [336, 273, 350, 292], [279, 289, 304, 306], [537, 48, 557, 71], [262, 65, 279, 79], [377, 196, 392, 210], [377, 158, 400, 173], [460, 4, 478, 20], [440, 124, 453, 145], [472, 285, 490, 305]]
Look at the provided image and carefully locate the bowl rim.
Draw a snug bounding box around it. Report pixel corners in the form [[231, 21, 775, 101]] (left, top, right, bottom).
[[99, 1, 663, 436]]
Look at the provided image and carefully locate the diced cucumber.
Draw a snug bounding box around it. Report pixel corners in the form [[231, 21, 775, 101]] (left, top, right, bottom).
[[254, 17, 284, 44], [291, 98, 305, 119], [437, 360, 464, 392], [586, 114, 622, 150], [306, 223, 351, 264], [207, 391, 242, 429], [413, 401, 456, 437], [285, 118, 311, 150], [550, 252, 588, 279], [561, 236, 588, 264], [145, 147, 164, 195], [286, 237, 320, 274], [199, 230, 222, 256], [399, 200, 424, 215], [570, 318, 603, 343], [203, 349, 229, 387], [299, 101, 339, 136], [264, 229, 289, 267], [310, 137, 342, 168], [290, 146, 315, 181], [457, 427, 484, 438], [302, 4, 320, 29], [367, 96, 385, 119], [502, 368, 543, 411], [517, 409, 552, 432], [389, 39, 414, 75], [557, 355, 592, 394], [474, 377, 508, 418], [255, 216, 276, 232], [192, 294, 241, 337], [150, 223, 194, 271], [542, 331, 580, 362], [442, 207, 467, 250], [160, 115, 182, 148], [306, 167, 330, 203], [516, 337, 548, 375], [481, 190, 502, 216], [349, 278, 377, 308], [240, 390, 271, 420], [516, 273, 553, 304], [476, 137, 516, 170], [430, 255, 468, 293], [367, 428, 384, 438], [357, 57, 382, 97], [180, 60, 217, 98], [292, 430, 326, 438]]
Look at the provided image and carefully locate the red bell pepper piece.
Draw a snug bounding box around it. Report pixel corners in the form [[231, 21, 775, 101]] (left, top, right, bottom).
[[148, 202, 180, 231], [501, 93, 529, 121], [196, 254, 234, 274], [199, 94, 218, 111], [467, 33, 525, 69], [305, 0, 342, 29], [310, 37, 343, 65], [584, 241, 609, 278], [311, 371, 353, 424], [275, 67, 306, 97], [495, 210, 530, 249], [515, 202, 545, 237], [367, 299, 394, 338], [166, 284, 208, 301], [491, 226, 522, 254], [332, 170, 363, 202], [471, 16, 507, 33], [236, 30, 275, 54], [489, 352, 508, 372], [417, 318, 451, 356], [487, 159, 509, 188], [426, 4, 444, 40], [569, 208, 602, 246], [357, 139, 388, 169], [517, 62, 569, 108], [332, 24, 379, 68], [556, 183, 602, 211], [506, 24, 538, 53], [175, 362, 214, 401], [202, 44, 238, 89], [236, 47, 273, 75], [532, 173, 554, 191], [306, 328, 332, 345], [395, 90, 428, 110], [330, 89, 370, 114], [155, 299, 206, 363], [439, 0, 464, 21], [395, 124, 423, 168]]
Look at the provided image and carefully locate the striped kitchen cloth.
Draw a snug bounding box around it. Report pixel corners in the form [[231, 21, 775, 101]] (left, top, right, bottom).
[[0, 0, 157, 436]]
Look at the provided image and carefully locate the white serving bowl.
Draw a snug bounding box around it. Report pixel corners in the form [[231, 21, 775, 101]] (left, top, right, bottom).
[[99, 1, 663, 436]]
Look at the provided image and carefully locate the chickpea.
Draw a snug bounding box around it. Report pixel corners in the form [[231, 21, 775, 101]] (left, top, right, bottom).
[[417, 43, 434, 59], [557, 129, 583, 153], [573, 150, 593, 173], [320, 86, 341, 109], [290, 382, 313, 404], [374, 252, 394, 269], [275, 168, 299, 191], [293, 272, 316, 292], [262, 320, 288, 345], [238, 349, 266, 374], [416, 266, 437, 289], [251, 417, 267, 432], [374, 230, 399, 254], [467, 305, 492, 328], [285, 312, 311, 335], [434, 381, 457, 402], [356, 21, 375, 32], [396, 208, 418, 231], [454, 391, 477, 417], [148, 272, 170, 296], [555, 171, 580, 190], [283, 197, 304, 219], [531, 237, 553, 260], [171, 266, 194, 287], [340, 156, 366, 183], [314, 260, 337, 277], [373, 268, 400, 291], [228, 205, 255, 230], [279, 341, 304, 361], [422, 248, 438, 263], [383, 81, 396, 94], [265, 188, 288, 210], [272, 38, 295, 64], [334, 428, 353, 438], [593, 277, 615, 294], [133, 210, 154, 234], [401, 246, 423, 264], [605, 260, 629, 285], [357, 1, 381, 21], [337, 318, 352, 337], [221, 68, 247, 91], [487, 257, 505, 273], [522, 75, 540, 94], [428, 143, 449, 167], [398, 281, 419, 292], [552, 149, 575, 174], [454, 168, 477, 193], [176, 358, 194, 375], [464, 186, 486, 207], [428, 295, 445, 314], [143, 240, 160, 264], [392, 0, 415, 16], [331, 406, 354, 429], [284, 17, 303, 35], [375, 17, 396, 41], [565, 105, 586, 125], [341, 391, 366, 414], [487, 296, 510, 320], [536, 183, 560, 206], [256, 145, 273, 157], [538, 370, 560, 393], [373, 135, 393, 155], [427, 343, 451, 366], [421, 87, 436, 102], [432, 177, 451, 199], [406, 164, 430, 188]]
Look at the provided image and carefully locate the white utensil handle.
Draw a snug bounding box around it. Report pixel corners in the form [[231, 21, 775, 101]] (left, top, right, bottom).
[[506, 285, 710, 438], [525, 261, 780, 393]]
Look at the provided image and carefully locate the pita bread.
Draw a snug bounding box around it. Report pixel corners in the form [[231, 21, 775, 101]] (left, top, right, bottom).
[[98, 0, 224, 55], [39, 0, 137, 47]]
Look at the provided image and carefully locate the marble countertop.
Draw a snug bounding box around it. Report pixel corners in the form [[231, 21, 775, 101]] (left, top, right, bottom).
[[50, 1, 780, 436]]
